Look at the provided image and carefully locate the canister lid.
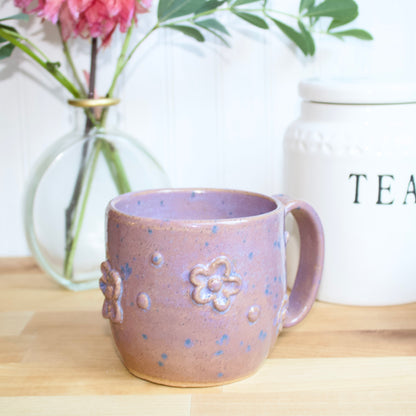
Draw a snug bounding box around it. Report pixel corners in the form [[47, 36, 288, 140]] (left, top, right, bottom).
[[299, 78, 416, 104]]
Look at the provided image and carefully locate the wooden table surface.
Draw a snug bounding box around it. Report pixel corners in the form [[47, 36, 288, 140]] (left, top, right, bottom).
[[0, 258, 415, 416]]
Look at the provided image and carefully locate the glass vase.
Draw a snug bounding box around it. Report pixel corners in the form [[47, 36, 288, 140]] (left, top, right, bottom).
[[24, 98, 170, 290]]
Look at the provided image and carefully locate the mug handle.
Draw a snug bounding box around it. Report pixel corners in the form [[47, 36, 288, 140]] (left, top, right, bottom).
[[273, 194, 324, 328]]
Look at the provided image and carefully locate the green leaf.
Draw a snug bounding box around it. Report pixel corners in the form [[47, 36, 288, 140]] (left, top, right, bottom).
[[195, 0, 226, 13], [298, 21, 315, 55], [299, 0, 315, 13], [166, 24, 205, 42], [305, 0, 358, 22], [0, 24, 18, 44], [233, 0, 260, 6], [0, 24, 18, 34], [195, 18, 230, 35], [0, 42, 14, 59], [0, 36, 6, 44], [196, 23, 230, 46], [328, 19, 346, 30], [271, 18, 309, 56], [231, 11, 268, 29], [0, 13, 29, 22], [328, 14, 358, 30], [195, 18, 230, 46], [330, 28, 373, 40], [158, 0, 206, 22]]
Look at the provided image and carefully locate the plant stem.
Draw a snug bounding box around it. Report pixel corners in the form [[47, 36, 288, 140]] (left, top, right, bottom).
[[85, 38, 98, 129], [100, 23, 134, 192], [8, 29, 50, 61], [106, 22, 158, 100], [64, 139, 103, 279], [0, 27, 80, 98], [64, 38, 98, 280], [251, 8, 299, 20], [100, 139, 131, 194], [58, 22, 87, 97], [157, 6, 299, 27]]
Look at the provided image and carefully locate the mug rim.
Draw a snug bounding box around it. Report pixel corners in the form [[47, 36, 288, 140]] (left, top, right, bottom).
[[108, 188, 283, 225]]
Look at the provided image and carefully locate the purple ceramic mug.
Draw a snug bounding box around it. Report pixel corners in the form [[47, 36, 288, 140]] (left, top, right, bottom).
[[100, 188, 324, 387]]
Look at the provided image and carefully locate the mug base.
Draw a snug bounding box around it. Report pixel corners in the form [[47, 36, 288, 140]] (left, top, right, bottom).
[[126, 366, 259, 388]]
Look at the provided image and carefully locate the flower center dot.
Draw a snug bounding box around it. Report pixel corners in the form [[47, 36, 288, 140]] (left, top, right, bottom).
[[207, 276, 223, 292]]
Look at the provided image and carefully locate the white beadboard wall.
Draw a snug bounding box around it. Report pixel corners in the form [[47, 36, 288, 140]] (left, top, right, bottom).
[[1, 0, 416, 256]]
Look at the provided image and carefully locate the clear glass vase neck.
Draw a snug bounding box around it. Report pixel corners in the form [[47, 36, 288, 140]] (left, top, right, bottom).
[[69, 100, 122, 135]]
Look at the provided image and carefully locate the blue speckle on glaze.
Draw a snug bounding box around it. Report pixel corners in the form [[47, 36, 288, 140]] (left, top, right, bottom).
[[161, 353, 168, 360], [212, 225, 218, 234], [240, 341, 244, 346], [130, 302, 134, 307], [160, 200, 164, 206], [185, 338, 193, 348], [218, 372, 224, 378], [248, 252, 253, 260], [205, 242, 209, 247], [265, 284, 272, 296], [142, 334, 148, 340], [274, 276, 277, 282], [216, 334, 229, 345], [229, 212, 233, 216], [121, 263, 132, 280], [158, 361, 164, 367], [215, 350, 224, 356], [148, 229, 153, 234], [116, 224, 119, 228], [247, 345, 251, 352], [137, 200, 141, 205], [259, 330, 267, 341], [273, 240, 279, 248], [191, 191, 196, 198]]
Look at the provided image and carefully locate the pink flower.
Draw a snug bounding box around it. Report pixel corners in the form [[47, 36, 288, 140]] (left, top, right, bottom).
[[14, 0, 152, 45]]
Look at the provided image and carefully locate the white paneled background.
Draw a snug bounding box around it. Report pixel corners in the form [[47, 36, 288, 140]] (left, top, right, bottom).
[[1, 0, 416, 256]]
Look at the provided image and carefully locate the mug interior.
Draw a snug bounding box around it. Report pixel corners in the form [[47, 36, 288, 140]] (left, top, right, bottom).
[[112, 189, 277, 221]]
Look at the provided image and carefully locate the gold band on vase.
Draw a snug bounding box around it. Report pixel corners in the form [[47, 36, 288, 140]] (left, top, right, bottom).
[[67, 97, 120, 108]]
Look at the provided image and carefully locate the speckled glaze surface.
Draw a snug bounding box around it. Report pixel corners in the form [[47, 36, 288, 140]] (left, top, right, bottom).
[[100, 189, 324, 387]]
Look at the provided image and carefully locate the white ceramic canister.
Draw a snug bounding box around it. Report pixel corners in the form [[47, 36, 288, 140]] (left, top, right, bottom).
[[284, 78, 416, 305]]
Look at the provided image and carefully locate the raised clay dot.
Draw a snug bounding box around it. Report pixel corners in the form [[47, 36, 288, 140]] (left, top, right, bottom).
[[137, 292, 151, 310], [151, 252, 163, 267], [247, 305, 260, 323], [207, 276, 222, 293]]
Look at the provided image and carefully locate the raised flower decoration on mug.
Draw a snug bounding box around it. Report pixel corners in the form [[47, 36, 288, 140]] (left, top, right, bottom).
[[189, 256, 242, 313], [100, 260, 123, 324], [275, 294, 289, 335]]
